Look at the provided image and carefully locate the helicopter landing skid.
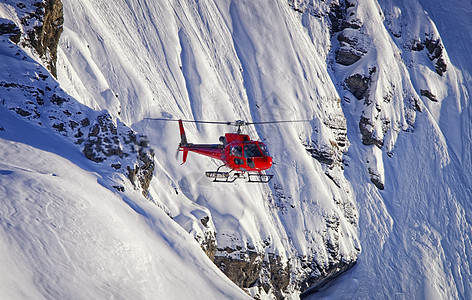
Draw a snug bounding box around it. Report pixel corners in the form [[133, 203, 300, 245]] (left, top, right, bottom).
[[205, 168, 273, 183], [247, 172, 273, 183], [205, 171, 242, 183]]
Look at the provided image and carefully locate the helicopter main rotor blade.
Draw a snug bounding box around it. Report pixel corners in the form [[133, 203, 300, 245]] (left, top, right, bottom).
[[144, 118, 312, 126], [246, 119, 312, 125], [144, 118, 232, 125]]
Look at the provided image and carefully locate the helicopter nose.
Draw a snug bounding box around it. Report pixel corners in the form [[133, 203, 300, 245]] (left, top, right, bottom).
[[257, 156, 272, 170], [266, 156, 273, 168]]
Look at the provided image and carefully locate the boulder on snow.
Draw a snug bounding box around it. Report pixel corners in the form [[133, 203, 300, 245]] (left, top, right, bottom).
[[420, 89, 438, 102], [359, 116, 383, 148], [344, 73, 371, 100], [335, 30, 367, 66]]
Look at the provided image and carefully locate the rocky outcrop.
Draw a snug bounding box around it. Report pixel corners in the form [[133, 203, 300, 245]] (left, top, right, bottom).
[[0, 8, 154, 196], [420, 89, 438, 102], [344, 73, 371, 101], [83, 113, 155, 196], [335, 28, 367, 66], [359, 116, 383, 148], [7, 0, 63, 77], [303, 111, 347, 167], [214, 248, 264, 289], [300, 259, 357, 297], [0, 19, 21, 43], [213, 247, 291, 299], [304, 140, 337, 165], [330, 0, 366, 66], [406, 34, 447, 76], [328, 0, 362, 33]]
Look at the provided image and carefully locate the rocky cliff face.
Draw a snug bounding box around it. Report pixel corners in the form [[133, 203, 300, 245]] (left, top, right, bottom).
[[1, 0, 63, 77], [0, 1, 154, 197], [301, 0, 451, 190]]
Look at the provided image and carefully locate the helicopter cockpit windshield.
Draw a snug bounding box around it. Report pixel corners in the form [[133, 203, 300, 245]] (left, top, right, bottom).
[[244, 143, 264, 158], [258, 143, 270, 156]]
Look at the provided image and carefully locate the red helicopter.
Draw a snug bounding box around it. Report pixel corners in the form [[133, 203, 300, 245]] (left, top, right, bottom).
[[146, 118, 309, 183]]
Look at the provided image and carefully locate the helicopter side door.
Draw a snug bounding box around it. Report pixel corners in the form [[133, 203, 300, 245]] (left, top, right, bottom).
[[230, 145, 245, 166]]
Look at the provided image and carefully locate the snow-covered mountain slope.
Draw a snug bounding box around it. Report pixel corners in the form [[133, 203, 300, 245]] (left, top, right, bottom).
[[2, 0, 472, 298], [56, 0, 472, 298], [315, 0, 472, 298], [0, 105, 249, 300], [57, 0, 361, 297], [0, 1, 248, 299]]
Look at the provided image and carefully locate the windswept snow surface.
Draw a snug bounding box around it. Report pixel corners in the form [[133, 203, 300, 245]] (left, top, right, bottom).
[[0, 107, 249, 299], [40, 0, 472, 299]]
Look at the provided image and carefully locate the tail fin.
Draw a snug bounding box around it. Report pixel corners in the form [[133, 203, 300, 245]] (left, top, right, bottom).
[[178, 119, 189, 164], [178, 119, 188, 145]]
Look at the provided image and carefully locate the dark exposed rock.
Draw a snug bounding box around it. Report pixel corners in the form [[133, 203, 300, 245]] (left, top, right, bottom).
[[0, 50, 155, 197], [300, 259, 357, 297], [408, 35, 447, 76], [297, 214, 359, 294], [368, 167, 385, 190], [200, 231, 217, 261], [335, 30, 367, 66], [113, 185, 125, 192], [0, 19, 21, 43], [83, 114, 122, 162], [261, 253, 291, 299], [80, 118, 90, 127], [359, 116, 383, 147], [51, 94, 68, 106], [213, 246, 291, 299], [214, 249, 263, 289], [420, 89, 438, 102], [14, 107, 32, 116], [305, 144, 335, 165], [200, 216, 210, 227], [20, 0, 64, 77], [329, 0, 361, 33], [52, 122, 66, 132], [111, 163, 121, 170], [82, 114, 155, 196], [335, 48, 363, 66], [408, 38, 424, 51], [345, 73, 370, 100]]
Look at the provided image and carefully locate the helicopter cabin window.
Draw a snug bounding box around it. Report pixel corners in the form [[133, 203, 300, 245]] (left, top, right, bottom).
[[234, 158, 244, 165], [231, 145, 242, 157], [244, 144, 263, 158]]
